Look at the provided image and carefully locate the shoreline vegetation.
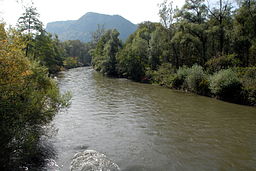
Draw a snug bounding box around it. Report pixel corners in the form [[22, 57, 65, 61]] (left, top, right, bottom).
[[90, 0, 256, 107], [0, 6, 71, 170], [0, 0, 256, 170], [92, 64, 256, 106]]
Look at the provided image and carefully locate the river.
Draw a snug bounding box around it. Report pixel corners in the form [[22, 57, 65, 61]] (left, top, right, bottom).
[[50, 67, 256, 170]]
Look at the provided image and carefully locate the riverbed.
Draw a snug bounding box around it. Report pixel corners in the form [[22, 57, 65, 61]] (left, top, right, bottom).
[[50, 67, 256, 170]]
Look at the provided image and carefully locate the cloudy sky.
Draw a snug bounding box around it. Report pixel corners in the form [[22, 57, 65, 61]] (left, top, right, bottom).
[[0, 0, 185, 27]]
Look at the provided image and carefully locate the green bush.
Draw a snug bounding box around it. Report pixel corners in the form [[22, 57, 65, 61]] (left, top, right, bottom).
[[172, 66, 190, 89], [63, 56, 80, 69], [205, 54, 241, 73], [186, 65, 210, 95], [149, 63, 175, 87], [235, 67, 256, 105], [210, 69, 242, 102], [249, 41, 256, 66]]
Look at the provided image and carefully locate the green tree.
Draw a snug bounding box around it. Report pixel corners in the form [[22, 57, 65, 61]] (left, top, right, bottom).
[[158, 0, 180, 66], [233, 0, 256, 66], [148, 25, 167, 70], [17, 6, 66, 74], [0, 23, 69, 170], [207, 0, 234, 55], [62, 40, 92, 66], [117, 22, 159, 81], [33, 32, 65, 74], [17, 6, 43, 57], [173, 0, 209, 65], [91, 29, 122, 76]]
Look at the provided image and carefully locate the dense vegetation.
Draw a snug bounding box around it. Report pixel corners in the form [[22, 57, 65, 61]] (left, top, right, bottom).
[[0, 6, 70, 170], [91, 0, 256, 106], [61, 40, 92, 68]]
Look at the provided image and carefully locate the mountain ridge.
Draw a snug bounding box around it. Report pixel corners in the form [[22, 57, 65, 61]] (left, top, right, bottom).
[[46, 12, 137, 42]]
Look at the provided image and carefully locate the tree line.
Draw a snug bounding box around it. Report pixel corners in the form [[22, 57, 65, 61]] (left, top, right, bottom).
[[0, 6, 71, 170], [17, 6, 94, 74], [90, 0, 256, 106]]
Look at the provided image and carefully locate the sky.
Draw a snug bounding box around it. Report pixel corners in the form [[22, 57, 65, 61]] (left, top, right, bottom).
[[0, 0, 185, 27]]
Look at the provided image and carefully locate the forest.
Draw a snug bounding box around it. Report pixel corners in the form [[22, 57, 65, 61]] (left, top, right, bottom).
[[91, 0, 256, 106], [0, 0, 256, 170]]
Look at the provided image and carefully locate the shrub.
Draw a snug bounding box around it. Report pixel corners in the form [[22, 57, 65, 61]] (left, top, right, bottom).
[[249, 41, 256, 66], [63, 56, 80, 69], [205, 54, 241, 73], [149, 63, 175, 87], [235, 67, 256, 106], [172, 66, 190, 89], [210, 69, 242, 102], [186, 65, 210, 95]]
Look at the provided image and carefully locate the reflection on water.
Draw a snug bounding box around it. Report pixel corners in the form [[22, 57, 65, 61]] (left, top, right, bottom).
[[51, 67, 256, 170]]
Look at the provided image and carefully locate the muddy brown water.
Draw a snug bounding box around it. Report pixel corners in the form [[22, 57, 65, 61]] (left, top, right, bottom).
[[51, 67, 256, 170]]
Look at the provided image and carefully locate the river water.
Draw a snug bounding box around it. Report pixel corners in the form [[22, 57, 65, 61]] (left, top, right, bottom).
[[51, 67, 256, 170]]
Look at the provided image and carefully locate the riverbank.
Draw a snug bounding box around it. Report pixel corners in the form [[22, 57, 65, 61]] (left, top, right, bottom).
[[144, 65, 256, 107], [93, 64, 256, 107]]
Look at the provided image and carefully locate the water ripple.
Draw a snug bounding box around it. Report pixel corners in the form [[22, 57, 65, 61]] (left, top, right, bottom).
[[51, 67, 256, 171]]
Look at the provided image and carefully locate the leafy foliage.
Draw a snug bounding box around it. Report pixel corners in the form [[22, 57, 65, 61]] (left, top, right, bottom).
[[32, 32, 65, 74], [148, 63, 175, 86], [62, 40, 92, 67], [210, 69, 242, 102], [91, 29, 122, 76], [186, 65, 209, 95], [0, 23, 69, 170], [205, 54, 242, 73], [235, 67, 256, 105], [172, 66, 190, 89], [116, 22, 164, 81], [17, 6, 43, 34], [63, 57, 80, 69], [17, 6, 65, 74], [89, 0, 256, 105]]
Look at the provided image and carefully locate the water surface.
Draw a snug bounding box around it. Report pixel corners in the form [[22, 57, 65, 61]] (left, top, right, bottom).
[[51, 67, 256, 170]]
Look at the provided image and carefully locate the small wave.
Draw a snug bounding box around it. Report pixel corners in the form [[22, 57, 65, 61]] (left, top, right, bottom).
[[70, 150, 120, 171], [44, 159, 61, 171]]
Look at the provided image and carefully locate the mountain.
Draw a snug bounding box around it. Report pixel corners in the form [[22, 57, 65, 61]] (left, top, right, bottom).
[[46, 12, 137, 42]]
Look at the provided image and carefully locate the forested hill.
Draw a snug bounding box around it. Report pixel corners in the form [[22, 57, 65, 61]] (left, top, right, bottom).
[[46, 12, 137, 42]]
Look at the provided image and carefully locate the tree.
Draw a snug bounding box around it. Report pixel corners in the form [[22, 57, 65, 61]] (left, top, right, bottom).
[[207, 0, 234, 55], [233, 0, 256, 66], [91, 29, 122, 76], [158, 0, 174, 29], [158, 0, 180, 67], [149, 25, 167, 70], [17, 6, 43, 34], [62, 40, 92, 66], [17, 6, 43, 57], [17, 6, 66, 74], [0, 23, 69, 170], [90, 24, 106, 47], [117, 22, 159, 80], [173, 0, 209, 65], [33, 32, 65, 74]]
